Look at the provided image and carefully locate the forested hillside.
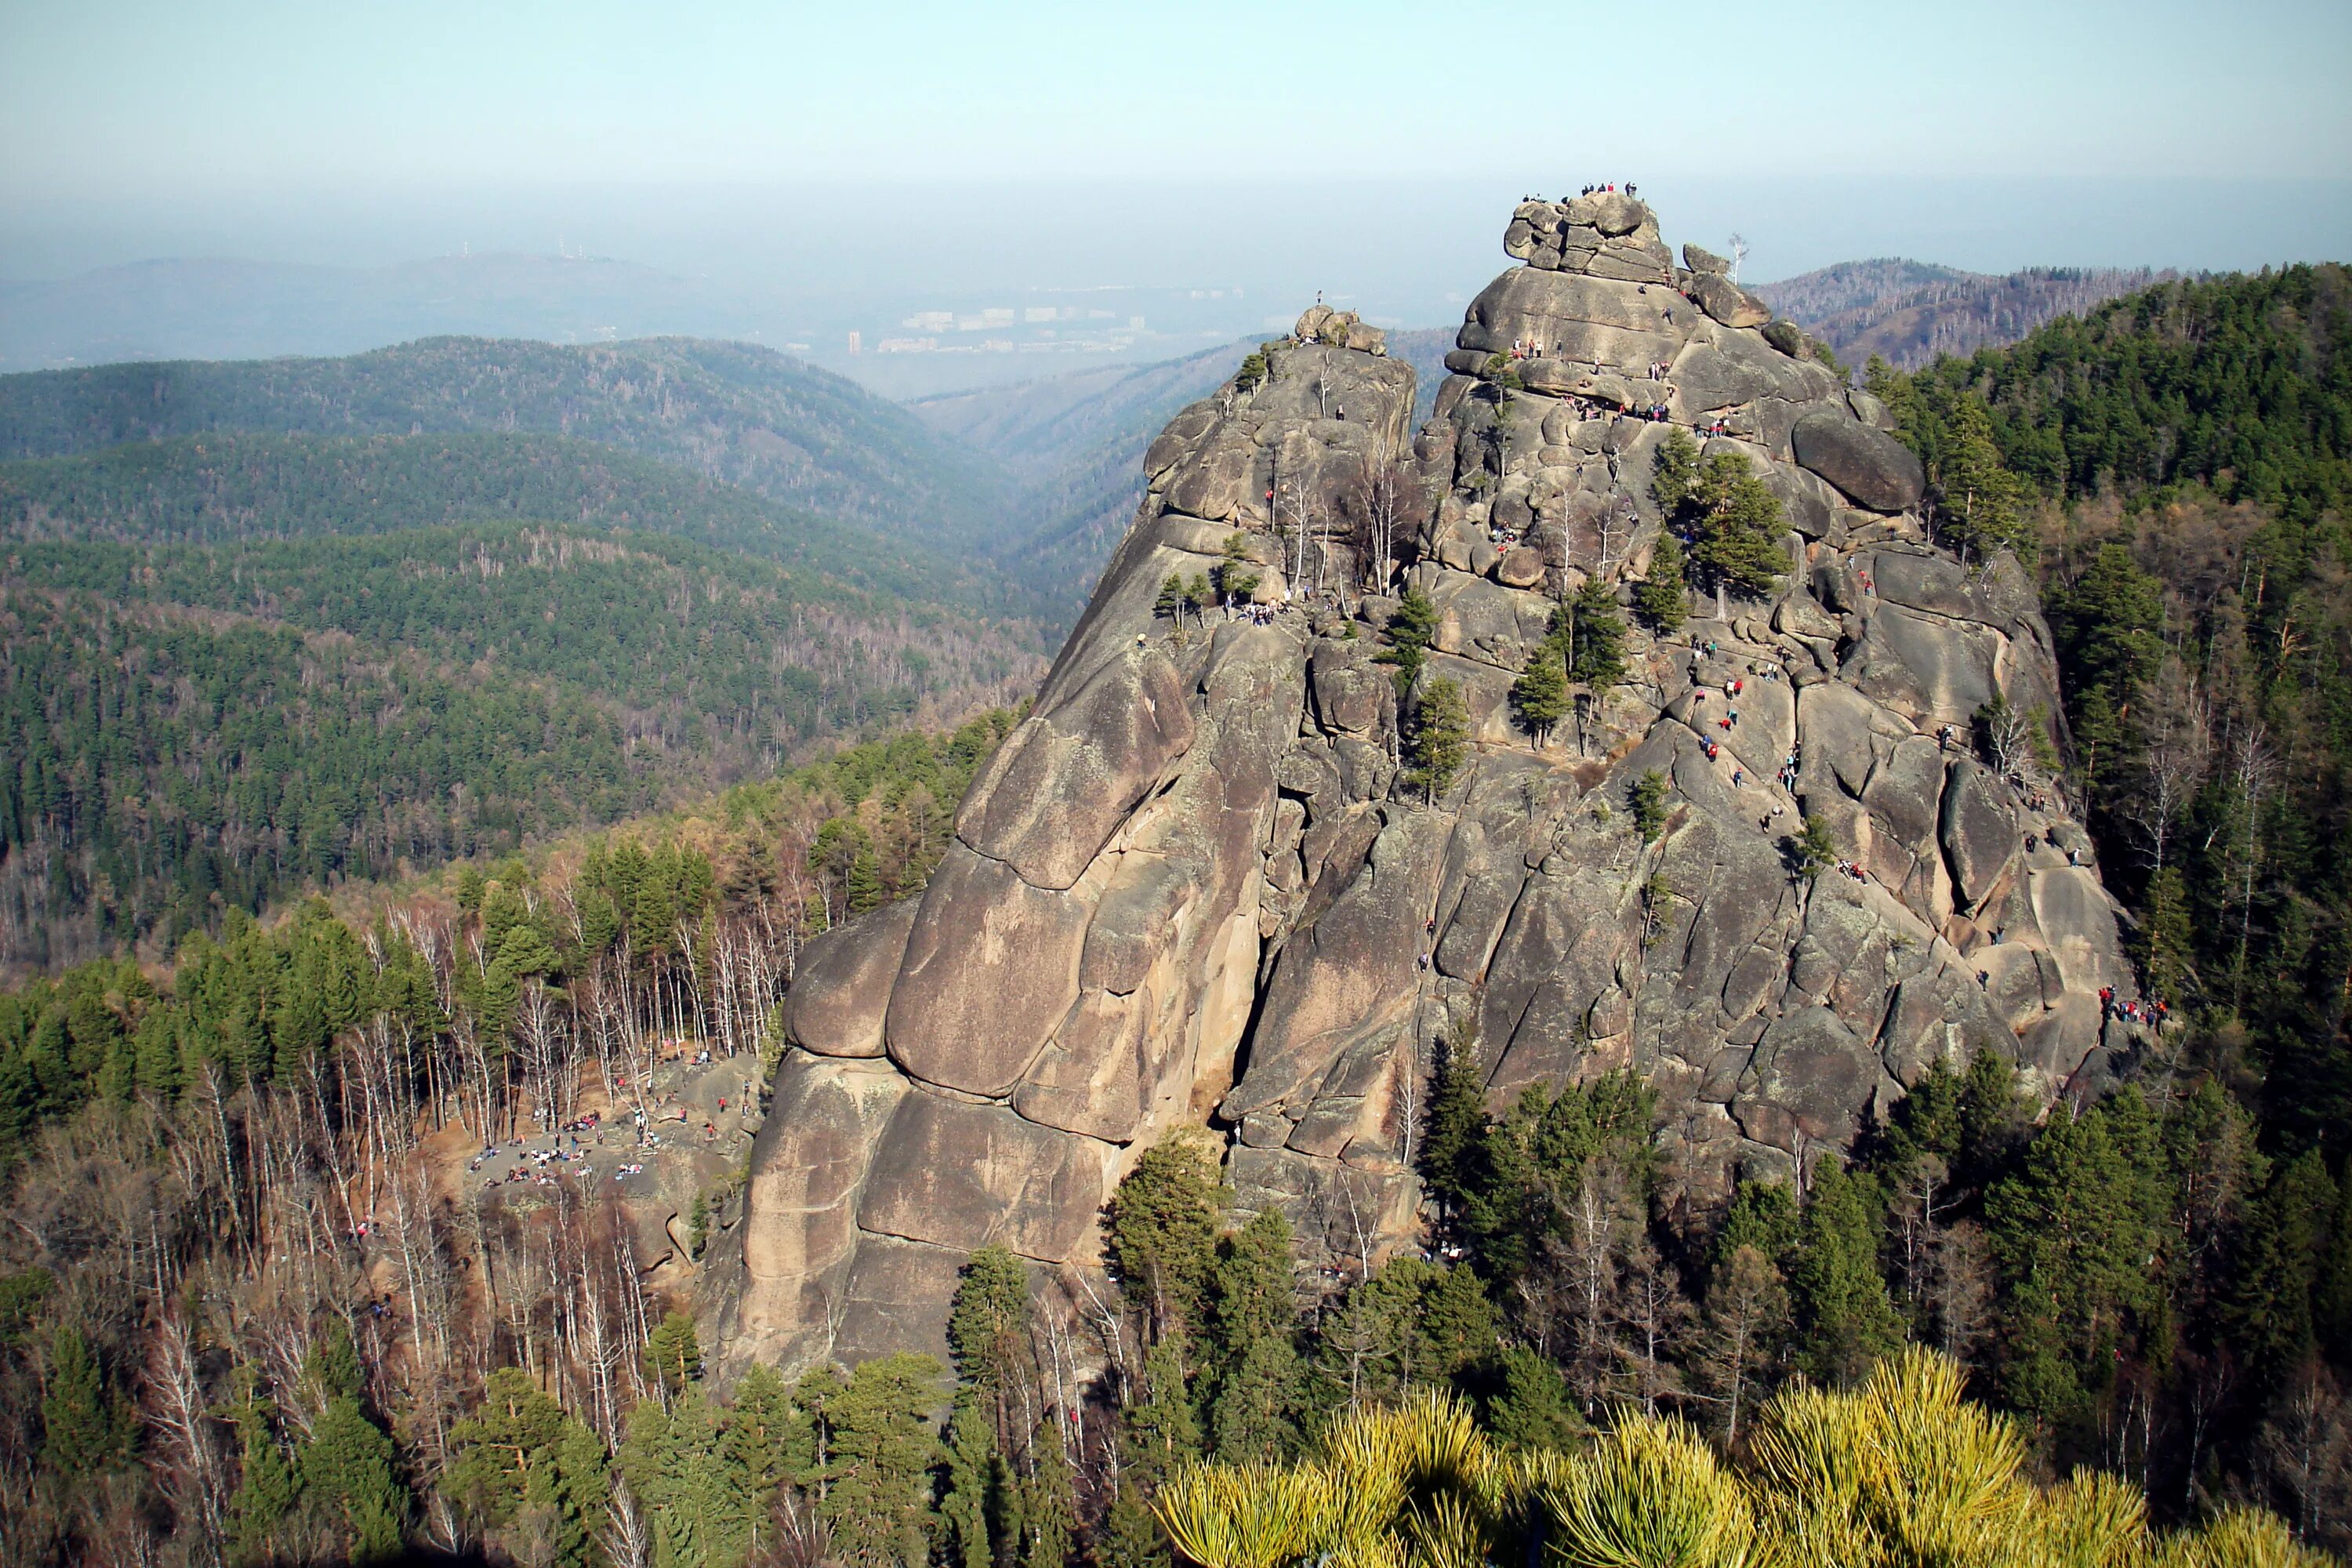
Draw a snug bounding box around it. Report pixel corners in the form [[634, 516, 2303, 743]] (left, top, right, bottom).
[[0, 336, 1011, 546], [1758, 259, 2172, 371], [0, 524, 1037, 971], [0, 335, 1061, 971], [0, 430, 1015, 610], [0, 708, 1025, 1563]]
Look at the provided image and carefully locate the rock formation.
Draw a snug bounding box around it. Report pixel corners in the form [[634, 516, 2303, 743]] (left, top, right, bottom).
[[713, 196, 2133, 1372]]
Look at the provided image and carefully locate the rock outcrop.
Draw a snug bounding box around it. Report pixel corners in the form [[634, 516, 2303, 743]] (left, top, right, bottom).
[[716, 212, 2133, 1373]]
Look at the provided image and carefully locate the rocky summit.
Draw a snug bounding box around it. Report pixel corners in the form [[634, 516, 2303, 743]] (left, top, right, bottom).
[[709, 195, 2133, 1372]]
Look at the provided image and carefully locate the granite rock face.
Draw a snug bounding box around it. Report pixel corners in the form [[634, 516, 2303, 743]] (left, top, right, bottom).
[[718, 196, 2132, 1372]]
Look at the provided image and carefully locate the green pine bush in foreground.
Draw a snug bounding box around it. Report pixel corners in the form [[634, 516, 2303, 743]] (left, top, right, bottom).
[[1156, 1348, 2324, 1568]]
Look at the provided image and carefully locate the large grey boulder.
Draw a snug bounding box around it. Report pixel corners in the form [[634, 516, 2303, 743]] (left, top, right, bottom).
[[883, 845, 1091, 1096], [1690, 271, 1773, 328], [1940, 759, 2020, 915], [784, 901, 919, 1058], [1791, 409, 1928, 512], [1682, 242, 1730, 274]]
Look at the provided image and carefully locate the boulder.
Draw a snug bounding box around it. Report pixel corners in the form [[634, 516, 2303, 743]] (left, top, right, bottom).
[[1690, 271, 1773, 328], [1939, 759, 2020, 915], [1495, 545, 1547, 588], [883, 844, 1090, 1097], [1762, 320, 1808, 359], [1682, 242, 1730, 274], [783, 899, 919, 1058], [1790, 410, 1927, 513], [1847, 387, 1896, 431], [857, 1091, 1112, 1261]]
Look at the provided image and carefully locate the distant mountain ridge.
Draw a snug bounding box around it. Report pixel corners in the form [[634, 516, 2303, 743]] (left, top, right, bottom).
[[0, 335, 1010, 545], [1755, 258, 2172, 370]]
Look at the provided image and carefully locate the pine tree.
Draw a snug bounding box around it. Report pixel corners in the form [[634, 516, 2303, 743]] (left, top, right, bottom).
[[448, 1365, 568, 1524], [1685, 453, 1787, 597], [1984, 1093, 2169, 1428], [946, 1245, 1031, 1409], [545, 1419, 608, 1568], [1485, 1344, 1581, 1451], [39, 1322, 126, 1476], [1929, 392, 2032, 561], [938, 1400, 994, 1568], [1095, 1481, 1169, 1568], [1634, 531, 1688, 632], [2139, 865, 2194, 1002], [1207, 1210, 1302, 1462], [1211, 1333, 1302, 1465], [1568, 577, 1629, 695], [1788, 1161, 1904, 1385], [299, 1395, 408, 1565], [1508, 638, 1569, 745], [1014, 1418, 1077, 1568], [1121, 1329, 1202, 1489], [1414, 1265, 1502, 1385], [225, 1380, 300, 1568], [1376, 586, 1440, 690], [812, 1353, 945, 1567], [1792, 813, 1839, 880], [2224, 1150, 2337, 1385], [1209, 1209, 1297, 1364], [1629, 771, 1671, 844], [1404, 677, 1472, 803], [1421, 1018, 1490, 1230], [724, 1364, 800, 1552], [1650, 428, 1700, 513], [1105, 1134, 1225, 1336], [644, 1310, 703, 1396]]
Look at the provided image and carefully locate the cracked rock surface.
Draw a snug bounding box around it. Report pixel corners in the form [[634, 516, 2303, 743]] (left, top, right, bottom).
[[713, 202, 2131, 1372]]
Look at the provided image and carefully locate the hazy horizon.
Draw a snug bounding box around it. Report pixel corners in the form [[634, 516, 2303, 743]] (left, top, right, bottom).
[[6, 1, 2348, 389]]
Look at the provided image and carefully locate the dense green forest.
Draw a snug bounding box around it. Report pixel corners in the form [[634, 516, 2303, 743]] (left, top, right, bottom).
[[0, 430, 1021, 612], [1871, 262, 2352, 1140], [0, 336, 1010, 546], [0, 524, 1035, 969], [0, 336, 1059, 971]]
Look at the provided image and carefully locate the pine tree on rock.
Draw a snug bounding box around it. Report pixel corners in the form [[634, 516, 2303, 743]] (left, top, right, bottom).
[[1105, 1134, 1225, 1338], [1404, 677, 1472, 803], [1635, 530, 1689, 633]]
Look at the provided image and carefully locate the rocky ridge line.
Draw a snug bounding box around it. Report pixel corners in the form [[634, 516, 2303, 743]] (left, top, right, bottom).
[[710, 195, 2135, 1373]]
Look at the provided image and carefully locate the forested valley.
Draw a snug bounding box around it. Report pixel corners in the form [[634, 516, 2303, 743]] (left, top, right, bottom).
[[0, 337, 1055, 974], [0, 262, 2348, 1566]]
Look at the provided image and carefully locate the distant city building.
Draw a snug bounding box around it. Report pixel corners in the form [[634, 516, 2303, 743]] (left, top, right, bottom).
[[1024, 307, 1056, 323], [848, 330, 862, 354], [901, 310, 953, 332], [1129, 315, 1146, 330], [982, 307, 1014, 326]]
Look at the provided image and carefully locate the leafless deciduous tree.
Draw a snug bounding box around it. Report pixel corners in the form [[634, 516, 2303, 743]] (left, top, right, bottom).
[[2128, 655, 2212, 872]]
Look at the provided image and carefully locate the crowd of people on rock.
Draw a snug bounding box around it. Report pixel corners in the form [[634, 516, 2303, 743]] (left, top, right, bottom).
[[2099, 986, 2169, 1029]]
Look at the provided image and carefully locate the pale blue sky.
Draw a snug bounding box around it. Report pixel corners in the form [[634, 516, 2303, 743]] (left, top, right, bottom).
[[6, 0, 2349, 197]]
